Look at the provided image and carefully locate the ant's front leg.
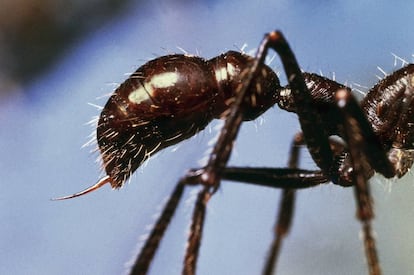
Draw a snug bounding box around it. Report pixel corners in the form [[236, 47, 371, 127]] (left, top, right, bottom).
[[334, 88, 393, 275]]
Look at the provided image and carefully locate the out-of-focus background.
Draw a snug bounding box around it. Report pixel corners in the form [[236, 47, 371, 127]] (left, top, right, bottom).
[[1, 1, 414, 274]]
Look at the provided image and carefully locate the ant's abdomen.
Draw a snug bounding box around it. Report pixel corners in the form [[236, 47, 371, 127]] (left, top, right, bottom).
[[97, 52, 282, 188], [97, 54, 220, 188]]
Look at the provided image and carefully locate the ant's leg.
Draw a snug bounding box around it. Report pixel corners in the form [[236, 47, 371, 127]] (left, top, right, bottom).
[[263, 133, 302, 275], [129, 183, 184, 275], [221, 135, 353, 189], [335, 89, 385, 275], [332, 67, 414, 274], [261, 31, 335, 178], [222, 167, 327, 188], [183, 186, 211, 275], [129, 173, 200, 275], [264, 189, 294, 275], [180, 168, 327, 275], [335, 89, 394, 178]]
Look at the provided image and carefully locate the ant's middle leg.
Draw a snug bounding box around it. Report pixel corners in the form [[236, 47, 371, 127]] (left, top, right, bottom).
[[263, 132, 303, 275]]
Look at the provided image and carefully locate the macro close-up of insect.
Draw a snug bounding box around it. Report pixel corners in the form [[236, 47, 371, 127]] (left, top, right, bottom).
[[53, 29, 414, 275], [3, 1, 414, 275]]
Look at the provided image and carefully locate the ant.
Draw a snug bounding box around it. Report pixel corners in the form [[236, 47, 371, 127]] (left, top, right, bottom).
[[54, 31, 414, 275]]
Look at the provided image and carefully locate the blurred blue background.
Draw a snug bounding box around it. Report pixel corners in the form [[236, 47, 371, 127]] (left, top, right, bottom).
[[1, 1, 414, 274]]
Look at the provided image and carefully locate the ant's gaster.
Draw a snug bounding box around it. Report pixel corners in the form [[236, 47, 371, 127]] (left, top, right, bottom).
[[54, 31, 414, 275]]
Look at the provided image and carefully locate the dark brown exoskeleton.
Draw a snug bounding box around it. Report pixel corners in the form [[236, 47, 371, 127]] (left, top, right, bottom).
[[54, 31, 414, 275], [96, 52, 280, 188]]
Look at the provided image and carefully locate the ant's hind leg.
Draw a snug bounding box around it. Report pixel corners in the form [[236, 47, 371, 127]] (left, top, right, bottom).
[[130, 170, 204, 275], [129, 182, 185, 275], [183, 186, 211, 275]]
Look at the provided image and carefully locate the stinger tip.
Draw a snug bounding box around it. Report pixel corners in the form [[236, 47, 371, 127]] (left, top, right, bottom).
[[51, 176, 111, 201]]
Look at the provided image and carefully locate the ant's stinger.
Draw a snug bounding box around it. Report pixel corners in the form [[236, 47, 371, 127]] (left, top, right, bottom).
[[52, 176, 111, 200]]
